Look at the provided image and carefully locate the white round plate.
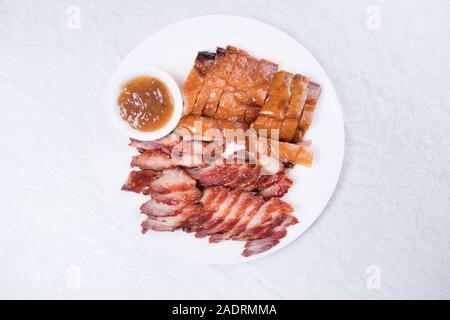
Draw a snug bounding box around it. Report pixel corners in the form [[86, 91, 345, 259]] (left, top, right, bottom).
[[94, 15, 345, 264]]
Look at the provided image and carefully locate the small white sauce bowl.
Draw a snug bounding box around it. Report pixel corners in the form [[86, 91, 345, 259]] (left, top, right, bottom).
[[107, 66, 183, 141]]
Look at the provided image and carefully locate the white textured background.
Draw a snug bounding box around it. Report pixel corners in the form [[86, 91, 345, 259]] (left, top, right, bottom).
[[0, 0, 449, 299]]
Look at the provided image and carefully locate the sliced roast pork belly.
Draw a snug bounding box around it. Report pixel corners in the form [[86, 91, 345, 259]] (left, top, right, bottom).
[[215, 49, 250, 121], [175, 115, 313, 166], [176, 115, 249, 139], [293, 81, 321, 143], [192, 48, 227, 115], [243, 58, 279, 123], [257, 71, 293, 120], [202, 46, 239, 117], [242, 58, 278, 123], [182, 51, 216, 116], [249, 59, 279, 108], [251, 71, 294, 139], [214, 50, 278, 123], [279, 74, 310, 141], [224, 55, 259, 122], [250, 115, 283, 139]]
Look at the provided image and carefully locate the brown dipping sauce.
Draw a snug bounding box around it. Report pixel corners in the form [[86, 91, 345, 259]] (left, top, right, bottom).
[[118, 76, 174, 132]]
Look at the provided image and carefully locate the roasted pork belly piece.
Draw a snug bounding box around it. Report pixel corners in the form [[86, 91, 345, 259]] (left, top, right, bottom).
[[175, 117, 313, 166], [224, 55, 259, 122], [250, 115, 283, 139], [280, 75, 310, 141], [294, 81, 321, 143], [244, 105, 260, 123], [215, 50, 278, 123], [215, 49, 251, 121], [202, 46, 239, 117], [176, 115, 249, 139], [184, 46, 278, 124], [182, 51, 216, 116], [257, 71, 294, 121], [251, 71, 294, 139], [249, 59, 279, 108], [192, 48, 227, 115]]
